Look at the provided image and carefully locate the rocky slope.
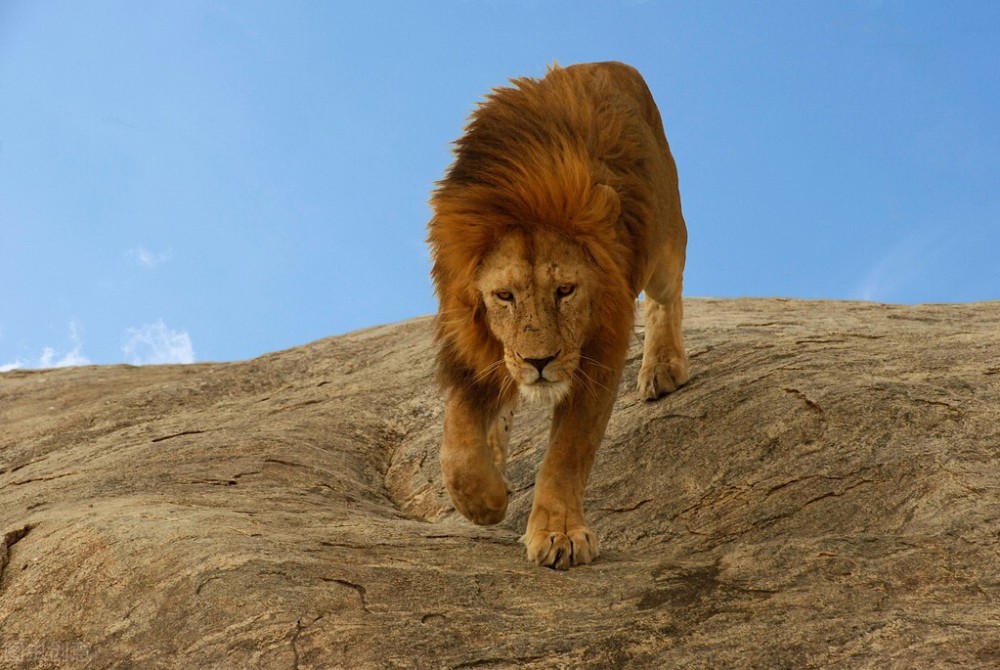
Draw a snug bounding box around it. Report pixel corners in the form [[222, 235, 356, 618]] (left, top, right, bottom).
[[1, 299, 998, 669]]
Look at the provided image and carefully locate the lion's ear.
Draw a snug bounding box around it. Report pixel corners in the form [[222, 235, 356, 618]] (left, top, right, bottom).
[[593, 184, 621, 223]]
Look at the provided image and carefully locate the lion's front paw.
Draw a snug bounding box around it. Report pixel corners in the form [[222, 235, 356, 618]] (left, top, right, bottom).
[[522, 527, 599, 570], [440, 445, 510, 525], [637, 357, 689, 400], [445, 471, 510, 526]]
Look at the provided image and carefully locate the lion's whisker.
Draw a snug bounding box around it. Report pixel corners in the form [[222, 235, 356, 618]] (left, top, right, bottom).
[[579, 355, 612, 372], [571, 368, 594, 400], [474, 359, 506, 383], [581, 372, 603, 401], [575, 366, 610, 397], [499, 373, 517, 401]]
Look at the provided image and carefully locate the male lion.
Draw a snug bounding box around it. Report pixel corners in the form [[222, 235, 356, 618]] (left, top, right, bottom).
[[427, 62, 688, 569]]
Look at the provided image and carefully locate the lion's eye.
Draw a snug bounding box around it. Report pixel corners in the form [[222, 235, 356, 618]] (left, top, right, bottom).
[[556, 284, 576, 298], [494, 289, 514, 302]]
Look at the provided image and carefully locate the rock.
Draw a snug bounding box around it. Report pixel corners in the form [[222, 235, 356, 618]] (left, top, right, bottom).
[[1, 299, 998, 669]]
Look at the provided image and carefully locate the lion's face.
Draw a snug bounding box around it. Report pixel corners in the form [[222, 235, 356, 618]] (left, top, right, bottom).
[[476, 228, 597, 404]]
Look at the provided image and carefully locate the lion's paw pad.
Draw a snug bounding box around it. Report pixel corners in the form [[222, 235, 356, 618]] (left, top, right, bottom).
[[522, 527, 599, 570]]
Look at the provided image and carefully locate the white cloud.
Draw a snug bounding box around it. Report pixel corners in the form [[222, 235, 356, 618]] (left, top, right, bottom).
[[45, 347, 91, 368], [126, 246, 172, 269], [122, 320, 195, 365], [2, 322, 91, 370], [48, 321, 91, 367]]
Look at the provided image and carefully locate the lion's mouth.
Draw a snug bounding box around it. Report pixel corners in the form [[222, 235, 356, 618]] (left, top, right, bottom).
[[518, 377, 571, 405]]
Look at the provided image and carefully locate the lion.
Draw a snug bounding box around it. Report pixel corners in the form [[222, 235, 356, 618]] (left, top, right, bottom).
[[427, 61, 688, 569]]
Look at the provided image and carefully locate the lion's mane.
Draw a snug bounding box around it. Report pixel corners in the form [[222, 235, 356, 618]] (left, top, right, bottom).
[[428, 63, 665, 408]]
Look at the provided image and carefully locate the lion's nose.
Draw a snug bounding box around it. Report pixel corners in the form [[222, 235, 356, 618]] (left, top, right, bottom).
[[524, 353, 558, 374]]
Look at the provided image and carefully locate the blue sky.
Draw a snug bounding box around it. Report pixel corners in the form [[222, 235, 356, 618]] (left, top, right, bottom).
[[2, 1, 998, 368]]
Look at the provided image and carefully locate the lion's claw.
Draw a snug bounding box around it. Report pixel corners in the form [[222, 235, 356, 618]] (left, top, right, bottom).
[[522, 527, 599, 570], [637, 358, 689, 401]]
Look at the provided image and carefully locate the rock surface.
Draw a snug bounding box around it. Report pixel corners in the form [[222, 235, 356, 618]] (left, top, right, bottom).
[[1, 299, 998, 669]]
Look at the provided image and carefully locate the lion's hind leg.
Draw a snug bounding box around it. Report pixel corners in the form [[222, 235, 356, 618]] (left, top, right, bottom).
[[637, 253, 689, 400]]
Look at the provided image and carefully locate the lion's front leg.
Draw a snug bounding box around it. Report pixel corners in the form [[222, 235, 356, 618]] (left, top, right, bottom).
[[522, 364, 620, 569], [523, 483, 600, 570], [440, 389, 510, 525], [486, 399, 516, 475]]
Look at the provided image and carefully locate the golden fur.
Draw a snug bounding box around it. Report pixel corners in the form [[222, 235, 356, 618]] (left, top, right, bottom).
[[428, 62, 688, 569]]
